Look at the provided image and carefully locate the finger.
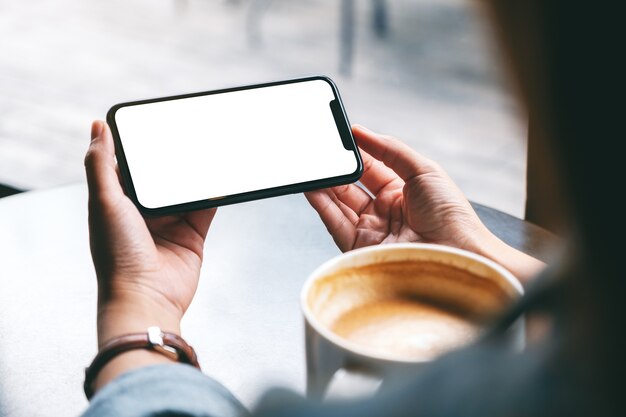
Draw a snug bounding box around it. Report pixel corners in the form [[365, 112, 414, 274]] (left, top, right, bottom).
[[359, 149, 403, 196], [353, 125, 438, 182], [182, 208, 217, 239], [305, 190, 356, 251], [85, 121, 124, 201], [329, 183, 371, 216], [314, 188, 359, 226]]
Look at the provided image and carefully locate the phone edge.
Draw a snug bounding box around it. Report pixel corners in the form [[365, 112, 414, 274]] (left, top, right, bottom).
[[106, 75, 363, 217]]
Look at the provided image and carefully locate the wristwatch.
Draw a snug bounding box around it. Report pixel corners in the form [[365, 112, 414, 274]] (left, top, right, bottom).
[[84, 326, 200, 399]]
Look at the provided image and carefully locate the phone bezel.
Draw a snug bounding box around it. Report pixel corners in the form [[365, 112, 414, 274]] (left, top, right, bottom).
[[107, 75, 363, 216]]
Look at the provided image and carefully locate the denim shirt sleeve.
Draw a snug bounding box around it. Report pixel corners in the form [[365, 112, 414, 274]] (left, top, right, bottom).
[[81, 364, 248, 417]]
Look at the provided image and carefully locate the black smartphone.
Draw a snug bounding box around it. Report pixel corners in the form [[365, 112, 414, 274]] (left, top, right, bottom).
[[107, 76, 362, 216]]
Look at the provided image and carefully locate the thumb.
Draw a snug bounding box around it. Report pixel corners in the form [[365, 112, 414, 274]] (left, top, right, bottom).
[[85, 120, 125, 202]]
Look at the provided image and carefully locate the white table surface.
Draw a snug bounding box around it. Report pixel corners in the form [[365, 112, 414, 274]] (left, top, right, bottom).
[[0, 183, 341, 417]]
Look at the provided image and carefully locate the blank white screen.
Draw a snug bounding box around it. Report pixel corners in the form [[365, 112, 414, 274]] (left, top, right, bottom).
[[114, 79, 358, 209]]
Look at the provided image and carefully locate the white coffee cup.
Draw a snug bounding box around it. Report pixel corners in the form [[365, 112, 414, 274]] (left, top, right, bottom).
[[301, 243, 524, 400]]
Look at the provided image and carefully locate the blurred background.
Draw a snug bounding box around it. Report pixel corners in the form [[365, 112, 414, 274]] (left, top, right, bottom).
[[0, 0, 527, 216]]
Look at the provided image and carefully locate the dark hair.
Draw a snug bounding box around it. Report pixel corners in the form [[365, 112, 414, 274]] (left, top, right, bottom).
[[484, 0, 623, 407]]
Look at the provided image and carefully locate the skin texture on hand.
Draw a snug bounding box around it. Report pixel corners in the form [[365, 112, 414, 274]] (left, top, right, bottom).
[[306, 125, 544, 283], [84, 120, 216, 394]]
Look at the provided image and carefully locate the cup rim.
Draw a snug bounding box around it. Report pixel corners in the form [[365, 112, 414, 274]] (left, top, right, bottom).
[[301, 242, 524, 363]]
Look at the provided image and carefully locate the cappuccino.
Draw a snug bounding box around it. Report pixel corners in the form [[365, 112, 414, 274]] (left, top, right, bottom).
[[303, 243, 524, 398], [308, 260, 516, 360], [330, 298, 479, 361]]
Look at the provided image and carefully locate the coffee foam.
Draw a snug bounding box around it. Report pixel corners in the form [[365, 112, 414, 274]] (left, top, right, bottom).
[[307, 260, 517, 360], [330, 298, 479, 361]]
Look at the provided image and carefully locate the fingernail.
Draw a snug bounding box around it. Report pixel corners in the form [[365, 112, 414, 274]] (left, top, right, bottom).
[[91, 121, 103, 141]]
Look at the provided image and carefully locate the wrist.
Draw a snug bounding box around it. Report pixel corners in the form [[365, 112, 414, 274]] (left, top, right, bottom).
[[97, 296, 182, 349], [93, 296, 185, 397], [472, 227, 545, 285], [88, 326, 201, 398]]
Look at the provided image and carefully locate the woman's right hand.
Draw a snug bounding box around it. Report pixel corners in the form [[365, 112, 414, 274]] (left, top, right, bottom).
[[306, 125, 544, 283]]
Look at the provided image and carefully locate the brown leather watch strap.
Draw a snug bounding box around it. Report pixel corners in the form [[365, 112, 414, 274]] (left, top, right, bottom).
[[84, 326, 200, 399]]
